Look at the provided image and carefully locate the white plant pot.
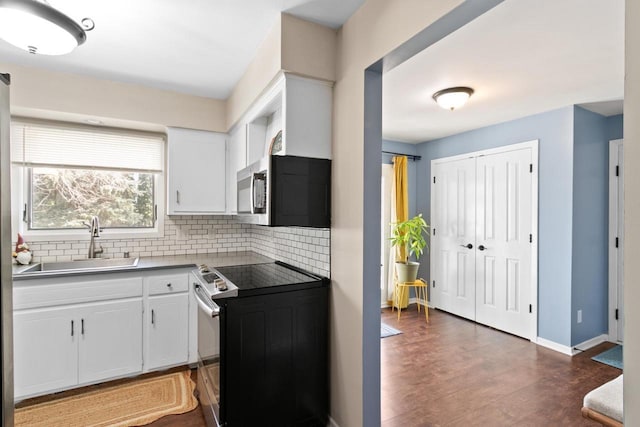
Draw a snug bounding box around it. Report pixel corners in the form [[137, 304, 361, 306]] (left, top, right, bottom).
[[395, 261, 419, 283]]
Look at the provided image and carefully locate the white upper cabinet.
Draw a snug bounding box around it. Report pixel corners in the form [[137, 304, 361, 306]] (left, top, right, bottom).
[[224, 73, 332, 215], [282, 75, 332, 159], [167, 127, 226, 215], [226, 124, 247, 215], [242, 73, 333, 165]]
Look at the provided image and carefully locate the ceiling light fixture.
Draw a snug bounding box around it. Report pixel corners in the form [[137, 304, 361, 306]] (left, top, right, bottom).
[[0, 0, 94, 55], [432, 87, 474, 111]]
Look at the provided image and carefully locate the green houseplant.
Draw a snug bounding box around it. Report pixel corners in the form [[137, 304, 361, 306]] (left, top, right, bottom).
[[390, 214, 430, 283]]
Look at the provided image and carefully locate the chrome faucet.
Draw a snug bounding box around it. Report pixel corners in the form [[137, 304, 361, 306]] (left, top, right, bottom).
[[86, 216, 104, 258]]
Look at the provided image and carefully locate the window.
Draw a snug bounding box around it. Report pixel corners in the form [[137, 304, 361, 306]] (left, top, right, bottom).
[[11, 119, 165, 240]]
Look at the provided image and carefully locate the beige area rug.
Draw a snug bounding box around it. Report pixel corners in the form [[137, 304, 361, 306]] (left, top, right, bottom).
[[15, 370, 198, 427]]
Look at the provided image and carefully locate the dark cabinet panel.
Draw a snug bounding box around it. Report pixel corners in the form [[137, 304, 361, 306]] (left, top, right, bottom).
[[271, 156, 331, 228], [222, 286, 328, 427]]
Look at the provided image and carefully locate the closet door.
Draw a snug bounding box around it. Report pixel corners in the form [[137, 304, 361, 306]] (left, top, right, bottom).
[[475, 148, 533, 339], [432, 157, 476, 321]]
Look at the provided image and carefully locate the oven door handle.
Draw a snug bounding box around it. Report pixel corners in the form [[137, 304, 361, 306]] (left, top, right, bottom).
[[193, 283, 221, 318]]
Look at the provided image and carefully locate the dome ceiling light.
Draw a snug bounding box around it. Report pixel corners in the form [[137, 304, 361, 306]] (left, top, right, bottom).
[[432, 87, 474, 111], [0, 0, 94, 55]]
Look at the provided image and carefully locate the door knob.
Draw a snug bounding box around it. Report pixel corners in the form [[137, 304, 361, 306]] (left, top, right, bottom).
[[460, 243, 473, 249], [478, 245, 486, 251]]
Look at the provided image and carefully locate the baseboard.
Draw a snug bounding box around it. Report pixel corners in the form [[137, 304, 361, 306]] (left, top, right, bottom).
[[327, 416, 340, 427], [380, 297, 430, 309], [535, 334, 610, 356], [572, 334, 609, 354], [535, 337, 574, 356]]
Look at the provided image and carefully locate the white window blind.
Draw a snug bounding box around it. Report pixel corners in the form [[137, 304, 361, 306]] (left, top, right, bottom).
[[11, 119, 165, 172]]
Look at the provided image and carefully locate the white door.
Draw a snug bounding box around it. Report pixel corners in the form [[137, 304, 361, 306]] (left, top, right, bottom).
[[475, 148, 534, 338], [431, 157, 477, 320], [13, 306, 78, 398], [146, 293, 190, 370], [78, 299, 143, 384], [609, 139, 624, 342]]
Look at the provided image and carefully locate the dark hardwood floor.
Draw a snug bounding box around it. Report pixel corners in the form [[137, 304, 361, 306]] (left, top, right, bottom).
[[381, 306, 621, 426], [16, 308, 621, 426]]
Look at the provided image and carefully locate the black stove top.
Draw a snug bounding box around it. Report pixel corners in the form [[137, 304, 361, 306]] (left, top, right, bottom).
[[214, 262, 324, 296]]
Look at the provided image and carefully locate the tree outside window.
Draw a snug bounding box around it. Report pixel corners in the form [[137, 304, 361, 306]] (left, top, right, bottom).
[[30, 168, 155, 230]]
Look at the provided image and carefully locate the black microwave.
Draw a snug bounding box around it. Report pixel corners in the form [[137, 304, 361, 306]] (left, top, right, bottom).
[[237, 155, 331, 227]]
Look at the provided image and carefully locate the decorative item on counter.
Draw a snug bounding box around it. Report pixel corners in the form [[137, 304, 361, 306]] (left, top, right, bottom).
[[12, 233, 32, 265], [268, 130, 283, 155]]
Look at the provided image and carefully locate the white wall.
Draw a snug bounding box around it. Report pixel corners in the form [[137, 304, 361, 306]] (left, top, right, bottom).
[[225, 14, 337, 130], [0, 62, 226, 132]]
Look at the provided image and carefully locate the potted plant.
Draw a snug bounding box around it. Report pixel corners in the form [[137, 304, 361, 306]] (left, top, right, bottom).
[[390, 214, 429, 283]]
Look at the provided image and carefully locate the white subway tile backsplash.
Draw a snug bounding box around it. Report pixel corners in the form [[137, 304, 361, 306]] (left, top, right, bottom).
[[16, 215, 330, 278]]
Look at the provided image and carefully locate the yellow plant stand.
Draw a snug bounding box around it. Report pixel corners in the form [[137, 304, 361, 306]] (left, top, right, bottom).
[[392, 278, 429, 322]]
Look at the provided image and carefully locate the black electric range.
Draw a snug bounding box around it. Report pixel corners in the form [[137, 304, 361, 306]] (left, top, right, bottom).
[[211, 261, 330, 426], [214, 261, 328, 297]]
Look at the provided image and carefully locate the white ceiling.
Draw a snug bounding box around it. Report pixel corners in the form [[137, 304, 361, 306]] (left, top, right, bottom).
[[382, 0, 625, 143], [0, 0, 364, 99]]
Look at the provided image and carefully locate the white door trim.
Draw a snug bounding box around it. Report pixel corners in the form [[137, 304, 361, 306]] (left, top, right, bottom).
[[608, 139, 623, 342], [430, 140, 539, 341]]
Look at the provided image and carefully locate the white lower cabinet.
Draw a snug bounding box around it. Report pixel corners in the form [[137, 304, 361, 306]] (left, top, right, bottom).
[[78, 299, 143, 384], [145, 293, 189, 370], [13, 268, 194, 401], [13, 298, 143, 399], [14, 306, 79, 397]]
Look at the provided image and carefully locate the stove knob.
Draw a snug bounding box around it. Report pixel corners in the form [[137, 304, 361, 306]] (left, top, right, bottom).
[[215, 279, 228, 291]]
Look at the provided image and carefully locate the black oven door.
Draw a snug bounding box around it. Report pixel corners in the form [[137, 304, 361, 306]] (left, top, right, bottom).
[[195, 283, 222, 427]]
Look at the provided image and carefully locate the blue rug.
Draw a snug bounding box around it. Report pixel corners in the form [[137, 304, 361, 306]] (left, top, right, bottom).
[[592, 345, 623, 369], [381, 322, 402, 338]]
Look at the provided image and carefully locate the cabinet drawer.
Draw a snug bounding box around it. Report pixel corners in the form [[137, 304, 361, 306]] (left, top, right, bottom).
[[146, 273, 188, 295], [14, 276, 143, 310]]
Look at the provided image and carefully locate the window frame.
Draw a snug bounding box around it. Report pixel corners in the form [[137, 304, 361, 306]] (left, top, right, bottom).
[[11, 121, 166, 242]]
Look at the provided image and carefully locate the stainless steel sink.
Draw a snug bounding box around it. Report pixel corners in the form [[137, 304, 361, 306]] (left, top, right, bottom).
[[22, 257, 139, 273]]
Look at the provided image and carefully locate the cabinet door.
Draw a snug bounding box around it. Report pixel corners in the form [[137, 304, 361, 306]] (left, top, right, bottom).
[[167, 127, 226, 214], [78, 299, 143, 384], [146, 293, 189, 370], [13, 307, 78, 398], [226, 125, 247, 214]]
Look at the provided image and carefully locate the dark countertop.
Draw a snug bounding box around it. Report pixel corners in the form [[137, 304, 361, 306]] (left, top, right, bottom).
[[12, 251, 275, 281]]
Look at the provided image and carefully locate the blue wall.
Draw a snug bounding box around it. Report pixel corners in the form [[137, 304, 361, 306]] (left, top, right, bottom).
[[571, 106, 610, 345], [382, 140, 418, 218], [606, 114, 624, 140], [415, 107, 575, 346]]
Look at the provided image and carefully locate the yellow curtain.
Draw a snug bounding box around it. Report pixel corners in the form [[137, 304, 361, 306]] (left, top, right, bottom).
[[392, 156, 409, 308], [393, 156, 409, 262]]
